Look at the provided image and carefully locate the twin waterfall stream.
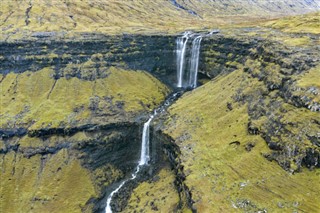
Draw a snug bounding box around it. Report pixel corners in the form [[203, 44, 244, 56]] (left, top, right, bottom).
[[177, 32, 203, 88], [105, 32, 205, 213]]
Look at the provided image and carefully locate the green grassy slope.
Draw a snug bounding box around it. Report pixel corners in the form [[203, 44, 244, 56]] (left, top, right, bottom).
[[1, 0, 319, 40], [0, 66, 169, 130], [264, 12, 320, 34], [163, 68, 320, 212], [0, 149, 97, 213]]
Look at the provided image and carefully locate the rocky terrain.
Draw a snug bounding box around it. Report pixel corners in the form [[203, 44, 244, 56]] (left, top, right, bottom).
[[1, 1, 320, 213]]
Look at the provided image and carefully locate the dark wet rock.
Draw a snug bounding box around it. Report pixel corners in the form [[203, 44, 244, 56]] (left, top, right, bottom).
[[308, 135, 320, 147], [267, 142, 283, 151], [302, 148, 320, 169], [0, 35, 179, 87], [245, 142, 256, 152], [247, 121, 260, 135], [154, 131, 196, 212], [229, 141, 240, 146], [0, 128, 27, 139]]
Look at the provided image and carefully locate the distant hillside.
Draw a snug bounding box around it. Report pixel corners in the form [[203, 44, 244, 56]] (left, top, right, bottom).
[[1, 0, 319, 40], [265, 11, 320, 34]]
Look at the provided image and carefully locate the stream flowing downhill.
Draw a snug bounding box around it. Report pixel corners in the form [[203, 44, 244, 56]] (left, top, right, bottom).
[[105, 115, 154, 213], [105, 31, 209, 213]]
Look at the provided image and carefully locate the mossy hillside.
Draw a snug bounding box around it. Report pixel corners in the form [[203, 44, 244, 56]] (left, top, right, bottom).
[[0, 0, 199, 39], [0, 149, 97, 213], [0, 123, 143, 212], [199, 28, 320, 88], [298, 65, 320, 88], [296, 65, 320, 103], [240, 51, 319, 170], [123, 167, 181, 213], [231, 54, 320, 171], [0, 66, 169, 130], [1, 0, 318, 40], [163, 69, 320, 212], [264, 12, 320, 34]]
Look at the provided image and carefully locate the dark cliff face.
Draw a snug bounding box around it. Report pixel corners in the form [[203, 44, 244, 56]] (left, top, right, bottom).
[[0, 35, 177, 87]]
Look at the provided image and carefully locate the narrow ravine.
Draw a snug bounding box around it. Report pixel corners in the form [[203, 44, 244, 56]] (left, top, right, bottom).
[[105, 31, 210, 212], [105, 92, 182, 213]]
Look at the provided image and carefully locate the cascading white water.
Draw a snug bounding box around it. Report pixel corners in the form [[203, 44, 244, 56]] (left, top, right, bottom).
[[177, 32, 191, 87], [105, 164, 141, 213], [105, 113, 155, 213], [176, 32, 203, 88], [104, 89, 182, 213], [189, 36, 202, 88], [139, 115, 154, 165], [105, 180, 126, 213]]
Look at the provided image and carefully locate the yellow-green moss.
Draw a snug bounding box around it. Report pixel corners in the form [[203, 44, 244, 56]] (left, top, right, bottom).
[[297, 65, 320, 88], [265, 35, 312, 47], [164, 69, 320, 212], [0, 150, 97, 213], [264, 12, 320, 34], [0, 67, 169, 130], [123, 167, 180, 212]]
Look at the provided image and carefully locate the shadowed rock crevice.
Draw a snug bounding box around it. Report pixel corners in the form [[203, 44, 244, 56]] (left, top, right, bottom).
[[25, 1, 33, 26], [153, 131, 195, 212]]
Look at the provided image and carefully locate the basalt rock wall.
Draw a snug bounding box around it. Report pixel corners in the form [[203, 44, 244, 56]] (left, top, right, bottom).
[[0, 35, 177, 87]]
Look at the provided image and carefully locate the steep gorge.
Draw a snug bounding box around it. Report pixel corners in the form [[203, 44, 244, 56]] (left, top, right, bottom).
[[1, 10, 320, 213]]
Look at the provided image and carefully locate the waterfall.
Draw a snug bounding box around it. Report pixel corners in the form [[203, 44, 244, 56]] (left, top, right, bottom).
[[105, 162, 142, 213], [176, 32, 203, 88], [105, 180, 127, 213], [189, 36, 202, 88], [139, 115, 154, 165], [105, 114, 153, 213], [105, 30, 213, 212], [177, 32, 191, 88], [104, 91, 182, 213]]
